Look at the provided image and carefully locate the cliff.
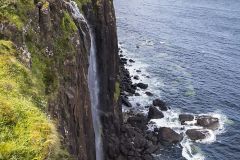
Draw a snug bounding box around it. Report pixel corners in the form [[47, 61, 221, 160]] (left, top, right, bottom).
[[0, 0, 120, 160]]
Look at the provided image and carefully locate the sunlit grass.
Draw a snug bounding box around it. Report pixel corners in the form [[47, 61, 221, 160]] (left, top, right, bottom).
[[0, 40, 60, 160]]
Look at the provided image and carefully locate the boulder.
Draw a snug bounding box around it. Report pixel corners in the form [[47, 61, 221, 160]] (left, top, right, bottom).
[[148, 106, 164, 119], [121, 96, 132, 107], [156, 127, 183, 145], [127, 114, 148, 130], [152, 99, 167, 111], [136, 70, 141, 73], [145, 92, 153, 97], [129, 59, 135, 63], [120, 58, 128, 65], [135, 93, 140, 96], [196, 115, 219, 130], [133, 75, 139, 80], [179, 114, 194, 124], [137, 83, 148, 89], [186, 129, 208, 141]]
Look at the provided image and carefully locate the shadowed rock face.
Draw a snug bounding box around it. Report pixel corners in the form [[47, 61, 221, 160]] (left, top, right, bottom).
[[85, 0, 121, 159]]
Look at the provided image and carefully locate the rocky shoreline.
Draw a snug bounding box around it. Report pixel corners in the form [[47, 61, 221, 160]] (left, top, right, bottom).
[[117, 47, 221, 160]]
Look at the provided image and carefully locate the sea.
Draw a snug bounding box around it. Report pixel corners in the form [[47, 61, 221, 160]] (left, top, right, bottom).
[[114, 0, 240, 159]]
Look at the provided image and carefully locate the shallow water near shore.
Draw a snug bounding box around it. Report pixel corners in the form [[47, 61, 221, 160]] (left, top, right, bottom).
[[115, 0, 240, 159]]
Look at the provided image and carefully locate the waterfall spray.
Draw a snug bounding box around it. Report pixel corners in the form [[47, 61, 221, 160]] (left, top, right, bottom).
[[66, 1, 103, 160]]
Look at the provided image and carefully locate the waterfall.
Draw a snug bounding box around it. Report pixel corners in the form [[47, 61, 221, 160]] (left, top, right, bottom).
[[66, 1, 103, 160]]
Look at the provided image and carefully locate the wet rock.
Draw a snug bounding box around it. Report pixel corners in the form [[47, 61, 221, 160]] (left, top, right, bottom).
[[120, 58, 128, 65], [133, 75, 140, 80], [143, 154, 154, 160], [129, 59, 135, 63], [136, 70, 141, 73], [145, 132, 158, 144], [135, 93, 140, 96], [145, 105, 150, 109], [127, 114, 148, 130], [137, 83, 148, 89], [122, 96, 132, 107], [152, 99, 167, 111], [156, 127, 183, 145], [179, 114, 194, 124], [186, 129, 208, 141], [143, 145, 159, 154], [148, 106, 164, 119], [145, 92, 153, 97], [196, 115, 219, 130]]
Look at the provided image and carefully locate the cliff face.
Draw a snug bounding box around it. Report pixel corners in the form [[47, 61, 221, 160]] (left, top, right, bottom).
[[87, 0, 122, 159], [0, 0, 120, 159]]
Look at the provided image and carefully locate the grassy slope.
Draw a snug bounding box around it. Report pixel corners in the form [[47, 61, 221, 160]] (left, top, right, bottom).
[[0, 0, 84, 159], [0, 40, 60, 159]]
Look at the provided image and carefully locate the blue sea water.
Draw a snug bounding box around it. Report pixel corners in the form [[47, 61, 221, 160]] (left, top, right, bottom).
[[114, 0, 240, 159]]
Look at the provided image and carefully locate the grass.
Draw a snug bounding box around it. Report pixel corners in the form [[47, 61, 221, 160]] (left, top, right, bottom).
[[0, 40, 60, 160], [0, 0, 35, 29], [0, 0, 90, 159]]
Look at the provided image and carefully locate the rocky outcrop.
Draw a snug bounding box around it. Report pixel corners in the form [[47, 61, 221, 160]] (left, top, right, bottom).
[[179, 114, 194, 124], [152, 98, 168, 111], [155, 127, 183, 145], [186, 129, 209, 141], [196, 116, 219, 130], [148, 106, 164, 119]]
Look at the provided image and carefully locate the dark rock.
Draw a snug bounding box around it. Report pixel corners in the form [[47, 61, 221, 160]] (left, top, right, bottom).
[[127, 114, 148, 130], [136, 70, 141, 73], [135, 93, 140, 96], [129, 59, 135, 63], [133, 75, 140, 80], [122, 96, 132, 107], [156, 127, 183, 145], [136, 45, 140, 48], [186, 129, 208, 141], [196, 115, 219, 130], [143, 154, 154, 160], [145, 92, 153, 96], [145, 105, 150, 109], [144, 145, 159, 154], [152, 99, 167, 111], [136, 103, 141, 106], [120, 58, 128, 65], [137, 83, 148, 89], [145, 132, 158, 144], [179, 114, 194, 124], [148, 106, 164, 119]]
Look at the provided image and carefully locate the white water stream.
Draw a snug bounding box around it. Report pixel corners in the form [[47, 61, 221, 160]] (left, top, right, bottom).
[[66, 1, 103, 160]]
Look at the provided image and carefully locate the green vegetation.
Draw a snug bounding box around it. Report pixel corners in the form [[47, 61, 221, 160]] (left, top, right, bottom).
[[0, 0, 35, 29], [75, 0, 90, 8], [0, 40, 60, 160], [0, 0, 89, 159], [61, 11, 78, 35], [114, 81, 120, 102]]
